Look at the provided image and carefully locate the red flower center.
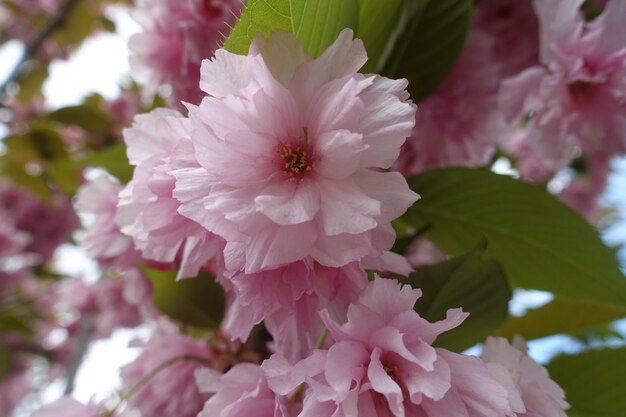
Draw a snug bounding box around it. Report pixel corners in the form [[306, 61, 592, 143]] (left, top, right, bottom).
[[568, 80, 595, 103]]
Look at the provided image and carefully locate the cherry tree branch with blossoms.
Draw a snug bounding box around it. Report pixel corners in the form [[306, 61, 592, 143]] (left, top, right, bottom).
[[1, 0, 626, 417]]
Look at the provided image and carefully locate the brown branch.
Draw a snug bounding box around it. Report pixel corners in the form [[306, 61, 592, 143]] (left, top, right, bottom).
[[0, 0, 82, 103]]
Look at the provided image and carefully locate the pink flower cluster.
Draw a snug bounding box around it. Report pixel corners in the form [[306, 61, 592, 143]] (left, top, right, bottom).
[[199, 279, 568, 417], [64, 28, 568, 417], [129, 0, 244, 106], [396, 0, 626, 221], [21, 14, 582, 417]]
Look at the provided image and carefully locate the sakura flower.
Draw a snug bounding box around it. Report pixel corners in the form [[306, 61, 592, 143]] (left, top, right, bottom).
[[396, 29, 507, 174], [0, 361, 32, 417], [263, 278, 510, 417], [31, 397, 100, 417], [61, 270, 152, 340], [222, 260, 367, 361], [75, 175, 141, 267], [499, 0, 626, 171], [474, 0, 539, 77], [117, 108, 224, 280], [195, 363, 294, 417], [120, 320, 214, 417], [173, 29, 418, 274], [0, 182, 77, 262], [129, 0, 243, 106], [482, 336, 569, 417]]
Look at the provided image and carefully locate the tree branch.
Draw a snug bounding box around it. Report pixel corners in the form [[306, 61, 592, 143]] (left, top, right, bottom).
[[0, 0, 82, 103]]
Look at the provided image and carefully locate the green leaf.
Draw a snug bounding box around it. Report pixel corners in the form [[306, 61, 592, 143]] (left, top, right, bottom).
[[358, 0, 429, 73], [48, 104, 113, 135], [16, 61, 49, 102], [386, 0, 472, 101], [142, 267, 225, 329], [406, 168, 626, 307], [223, 0, 358, 58], [496, 298, 626, 341], [547, 348, 626, 417], [70, 144, 133, 183], [52, 1, 97, 47], [403, 240, 511, 351]]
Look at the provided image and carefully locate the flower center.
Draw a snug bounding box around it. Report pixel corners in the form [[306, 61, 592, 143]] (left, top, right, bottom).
[[568, 80, 595, 103], [276, 128, 315, 182], [384, 364, 399, 383]]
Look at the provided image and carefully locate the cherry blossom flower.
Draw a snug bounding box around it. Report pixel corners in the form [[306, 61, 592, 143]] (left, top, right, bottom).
[[129, 0, 243, 106], [396, 30, 506, 174], [222, 260, 367, 361], [0, 182, 77, 262], [482, 336, 569, 417], [195, 363, 293, 417], [117, 108, 224, 280], [173, 29, 418, 274], [75, 175, 141, 267], [474, 0, 539, 77], [263, 278, 510, 417], [499, 0, 626, 171], [120, 320, 214, 417], [61, 270, 152, 340]]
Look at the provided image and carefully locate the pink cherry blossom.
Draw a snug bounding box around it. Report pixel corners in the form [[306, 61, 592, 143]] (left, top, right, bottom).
[[222, 260, 367, 361], [0, 182, 77, 262], [117, 108, 224, 280], [263, 278, 510, 417], [396, 30, 506, 174], [61, 269, 152, 340], [120, 319, 214, 417], [482, 336, 569, 417], [75, 175, 141, 267], [0, 361, 32, 417], [195, 363, 294, 417], [474, 0, 539, 77], [129, 0, 243, 107], [173, 29, 418, 274], [31, 397, 100, 417], [499, 0, 626, 171]]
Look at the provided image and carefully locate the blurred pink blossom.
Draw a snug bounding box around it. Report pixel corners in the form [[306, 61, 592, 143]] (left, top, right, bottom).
[[120, 320, 214, 417], [483, 336, 569, 417], [129, 0, 243, 107]]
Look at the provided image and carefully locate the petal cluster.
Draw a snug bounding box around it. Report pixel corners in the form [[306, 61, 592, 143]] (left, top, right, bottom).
[[173, 29, 418, 274], [263, 279, 510, 417], [117, 108, 224, 280]]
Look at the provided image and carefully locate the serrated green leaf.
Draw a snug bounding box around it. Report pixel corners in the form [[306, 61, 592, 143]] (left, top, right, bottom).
[[406, 168, 626, 307], [496, 298, 626, 341], [223, 0, 358, 58], [48, 104, 113, 135], [142, 267, 225, 329], [386, 0, 472, 101], [402, 240, 511, 351], [547, 348, 626, 417]]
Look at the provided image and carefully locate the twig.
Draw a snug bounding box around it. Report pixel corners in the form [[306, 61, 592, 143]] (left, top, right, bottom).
[[0, 0, 82, 103], [63, 316, 93, 395]]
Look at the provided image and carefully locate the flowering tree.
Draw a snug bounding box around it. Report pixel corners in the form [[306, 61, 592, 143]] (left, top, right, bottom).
[[1, 0, 626, 416]]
